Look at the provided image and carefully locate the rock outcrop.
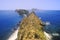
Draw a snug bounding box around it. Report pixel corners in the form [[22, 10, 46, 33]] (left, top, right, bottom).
[[16, 9, 29, 17], [17, 12, 46, 40]]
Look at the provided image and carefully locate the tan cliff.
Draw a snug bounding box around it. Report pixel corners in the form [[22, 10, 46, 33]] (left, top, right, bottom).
[[17, 12, 46, 40]]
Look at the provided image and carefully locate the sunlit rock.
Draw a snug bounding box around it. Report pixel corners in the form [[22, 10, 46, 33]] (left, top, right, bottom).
[[17, 12, 46, 40]]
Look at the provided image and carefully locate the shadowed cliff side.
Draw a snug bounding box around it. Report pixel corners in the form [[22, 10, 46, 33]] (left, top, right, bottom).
[[17, 12, 46, 40], [16, 9, 29, 17]]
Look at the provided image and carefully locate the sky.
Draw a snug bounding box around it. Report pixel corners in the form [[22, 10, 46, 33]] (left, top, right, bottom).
[[0, 0, 60, 10]]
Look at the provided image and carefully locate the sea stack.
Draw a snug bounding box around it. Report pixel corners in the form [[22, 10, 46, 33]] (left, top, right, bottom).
[[17, 12, 46, 40]]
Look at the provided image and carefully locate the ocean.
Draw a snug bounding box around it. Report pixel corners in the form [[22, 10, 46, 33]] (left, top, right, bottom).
[[0, 10, 60, 40]]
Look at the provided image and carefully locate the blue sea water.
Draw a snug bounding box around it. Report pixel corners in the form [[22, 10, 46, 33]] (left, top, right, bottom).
[[35, 10, 60, 33], [0, 10, 60, 40], [0, 10, 22, 40]]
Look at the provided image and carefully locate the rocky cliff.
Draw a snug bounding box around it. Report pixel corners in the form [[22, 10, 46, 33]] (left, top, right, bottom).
[[17, 12, 46, 40]]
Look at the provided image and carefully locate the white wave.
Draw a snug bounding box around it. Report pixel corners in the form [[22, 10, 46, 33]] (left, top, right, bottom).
[[7, 28, 19, 40], [52, 33, 60, 36], [7, 28, 54, 40], [23, 14, 27, 17], [45, 21, 50, 26], [44, 31, 52, 40]]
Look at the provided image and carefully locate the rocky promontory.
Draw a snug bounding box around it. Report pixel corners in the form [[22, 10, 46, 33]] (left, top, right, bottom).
[[17, 11, 46, 40]]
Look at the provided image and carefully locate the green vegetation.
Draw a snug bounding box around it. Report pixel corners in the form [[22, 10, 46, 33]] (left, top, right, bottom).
[[17, 12, 46, 40]]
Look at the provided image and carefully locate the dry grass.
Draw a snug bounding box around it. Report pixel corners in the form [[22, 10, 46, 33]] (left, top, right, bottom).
[[17, 12, 46, 40]]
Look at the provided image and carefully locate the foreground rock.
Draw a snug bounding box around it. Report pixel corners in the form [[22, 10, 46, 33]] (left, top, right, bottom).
[[17, 12, 46, 40]]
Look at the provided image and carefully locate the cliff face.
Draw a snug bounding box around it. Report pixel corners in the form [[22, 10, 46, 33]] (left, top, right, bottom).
[[17, 12, 46, 40]]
